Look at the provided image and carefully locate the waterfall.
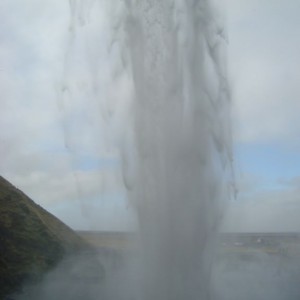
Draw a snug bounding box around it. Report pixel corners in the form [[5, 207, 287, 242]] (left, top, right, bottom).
[[63, 0, 232, 299]]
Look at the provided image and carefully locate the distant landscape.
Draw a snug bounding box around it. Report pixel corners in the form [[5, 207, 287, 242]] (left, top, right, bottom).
[[78, 230, 300, 255]]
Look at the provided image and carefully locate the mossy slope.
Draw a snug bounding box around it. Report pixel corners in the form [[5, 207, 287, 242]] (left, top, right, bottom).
[[0, 175, 89, 299]]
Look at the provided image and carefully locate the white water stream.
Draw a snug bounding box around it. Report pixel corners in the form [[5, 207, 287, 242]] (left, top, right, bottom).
[[63, 1, 232, 299]]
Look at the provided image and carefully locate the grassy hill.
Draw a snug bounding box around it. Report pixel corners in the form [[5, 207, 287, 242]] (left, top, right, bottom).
[[0, 175, 91, 299]]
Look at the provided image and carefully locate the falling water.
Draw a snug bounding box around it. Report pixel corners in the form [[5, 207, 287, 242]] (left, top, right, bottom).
[[122, 2, 231, 300], [63, 0, 232, 300]]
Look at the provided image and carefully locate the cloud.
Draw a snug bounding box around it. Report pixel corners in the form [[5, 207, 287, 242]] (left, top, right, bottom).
[[2, 0, 300, 232], [223, 189, 300, 232], [226, 0, 300, 145], [0, 0, 69, 171], [4, 162, 136, 230], [0, 0, 134, 230], [222, 171, 300, 232]]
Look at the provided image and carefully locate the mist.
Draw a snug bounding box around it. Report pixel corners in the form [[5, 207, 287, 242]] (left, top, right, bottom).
[[13, 236, 300, 300]]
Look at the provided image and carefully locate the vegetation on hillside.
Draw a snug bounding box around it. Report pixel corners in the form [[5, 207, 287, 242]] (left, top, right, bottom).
[[0, 176, 91, 299]]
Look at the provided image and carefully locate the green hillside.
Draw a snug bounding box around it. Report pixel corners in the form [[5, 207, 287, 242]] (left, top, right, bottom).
[[0, 175, 90, 299]]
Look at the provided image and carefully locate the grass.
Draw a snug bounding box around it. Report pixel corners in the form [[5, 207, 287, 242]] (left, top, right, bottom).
[[0, 176, 91, 299]]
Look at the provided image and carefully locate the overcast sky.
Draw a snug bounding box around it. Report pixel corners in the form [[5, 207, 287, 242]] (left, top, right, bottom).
[[223, 0, 300, 232], [1, 0, 300, 232]]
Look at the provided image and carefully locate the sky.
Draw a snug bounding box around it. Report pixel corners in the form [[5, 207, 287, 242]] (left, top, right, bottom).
[[223, 0, 300, 232], [1, 0, 300, 232]]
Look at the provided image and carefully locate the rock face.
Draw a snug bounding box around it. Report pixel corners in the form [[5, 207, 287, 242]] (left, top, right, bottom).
[[0, 176, 90, 299]]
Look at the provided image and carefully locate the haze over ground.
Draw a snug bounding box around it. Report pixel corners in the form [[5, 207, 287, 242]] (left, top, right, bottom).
[[1, 0, 300, 232]]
